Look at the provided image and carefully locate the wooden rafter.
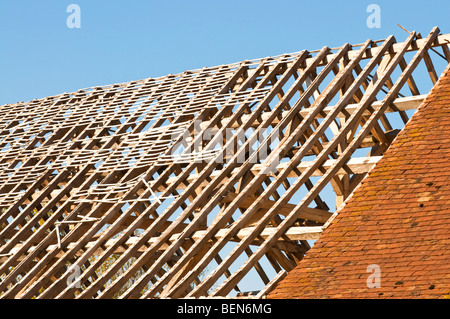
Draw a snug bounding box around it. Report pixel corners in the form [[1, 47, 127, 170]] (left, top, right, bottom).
[[0, 27, 449, 299]]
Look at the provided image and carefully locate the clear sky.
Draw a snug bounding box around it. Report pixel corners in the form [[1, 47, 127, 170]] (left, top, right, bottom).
[[1, 0, 450, 105]]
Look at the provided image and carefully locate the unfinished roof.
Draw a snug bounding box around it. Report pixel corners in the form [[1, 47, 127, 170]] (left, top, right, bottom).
[[0, 27, 449, 299], [268, 63, 450, 299]]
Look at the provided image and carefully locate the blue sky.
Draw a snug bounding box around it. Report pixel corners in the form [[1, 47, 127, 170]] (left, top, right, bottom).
[[1, 0, 450, 105]]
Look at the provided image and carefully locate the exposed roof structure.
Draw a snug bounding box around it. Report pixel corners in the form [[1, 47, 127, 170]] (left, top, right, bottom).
[[268, 62, 450, 299], [0, 27, 449, 299]]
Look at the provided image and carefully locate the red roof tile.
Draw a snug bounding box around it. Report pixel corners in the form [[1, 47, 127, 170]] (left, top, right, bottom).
[[268, 67, 450, 299]]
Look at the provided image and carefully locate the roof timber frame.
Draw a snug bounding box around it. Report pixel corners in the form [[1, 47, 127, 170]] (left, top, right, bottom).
[[0, 27, 449, 299]]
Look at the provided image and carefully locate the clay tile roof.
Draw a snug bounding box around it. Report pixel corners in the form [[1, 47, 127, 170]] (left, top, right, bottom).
[[268, 66, 450, 299]]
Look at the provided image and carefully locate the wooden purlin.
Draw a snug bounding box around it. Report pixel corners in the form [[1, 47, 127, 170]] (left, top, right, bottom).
[[0, 27, 449, 299]]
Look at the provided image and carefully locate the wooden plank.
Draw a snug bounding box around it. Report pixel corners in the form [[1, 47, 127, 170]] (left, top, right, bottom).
[[221, 192, 333, 224], [199, 94, 426, 129]]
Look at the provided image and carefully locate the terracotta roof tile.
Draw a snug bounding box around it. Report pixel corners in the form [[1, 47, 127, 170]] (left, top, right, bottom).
[[268, 66, 450, 299]]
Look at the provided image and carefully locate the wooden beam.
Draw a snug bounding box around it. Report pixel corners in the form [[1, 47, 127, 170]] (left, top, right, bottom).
[[3, 224, 321, 263], [200, 94, 426, 129], [221, 192, 332, 224], [157, 156, 381, 192]]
